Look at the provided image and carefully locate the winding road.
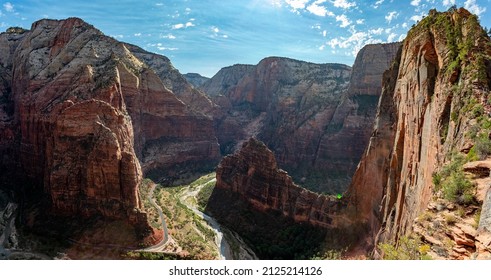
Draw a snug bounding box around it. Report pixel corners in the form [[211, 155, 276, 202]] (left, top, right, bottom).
[[141, 183, 170, 252]]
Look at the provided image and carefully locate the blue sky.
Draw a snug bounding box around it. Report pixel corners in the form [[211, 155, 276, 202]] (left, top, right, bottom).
[[1, 0, 490, 77]]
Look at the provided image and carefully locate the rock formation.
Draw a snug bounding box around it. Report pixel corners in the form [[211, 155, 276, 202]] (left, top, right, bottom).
[[0, 18, 220, 243], [202, 58, 353, 193], [348, 8, 491, 256], [202, 45, 399, 194], [210, 138, 345, 228], [183, 73, 210, 88]]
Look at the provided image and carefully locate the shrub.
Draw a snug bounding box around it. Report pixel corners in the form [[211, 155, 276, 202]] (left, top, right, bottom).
[[444, 214, 457, 225], [436, 155, 476, 205], [474, 133, 491, 160], [378, 236, 432, 260]]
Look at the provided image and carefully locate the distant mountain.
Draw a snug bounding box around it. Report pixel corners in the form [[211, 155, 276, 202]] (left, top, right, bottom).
[[183, 73, 210, 88], [201, 44, 400, 194]]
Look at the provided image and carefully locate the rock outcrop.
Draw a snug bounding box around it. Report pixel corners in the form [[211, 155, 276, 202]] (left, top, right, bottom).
[[210, 138, 345, 228], [183, 73, 210, 88], [202, 45, 399, 194], [347, 8, 491, 253], [202, 58, 353, 193], [0, 18, 219, 242]]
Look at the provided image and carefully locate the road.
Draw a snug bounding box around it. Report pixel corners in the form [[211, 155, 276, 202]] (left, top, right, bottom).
[[141, 183, 170, 252]]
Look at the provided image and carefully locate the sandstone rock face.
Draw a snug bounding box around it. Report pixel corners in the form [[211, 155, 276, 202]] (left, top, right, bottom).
[[348, 8, 491, 246], [125, 44, 217, 116], [183, 73, 210, 88], [211, 138, 345, 228], [202, 46, 399, 194], [0, 18, 219, 239], [202, 58, 353, 193], [2, 18, 151, 233]]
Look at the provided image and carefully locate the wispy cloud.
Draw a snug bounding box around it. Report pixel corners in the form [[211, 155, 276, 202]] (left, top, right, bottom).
[[306, 0, 334, 17], [331, 0, 356, 9], [134, 33, 141, 37], [3, 2, 14, 12], [385, 11, 399, 23], [327, 29, 383, 56], [172, 22, 195, 29], [356, 19, 365, 24], [410, 14, 424, 22], [161, 34, 176, 39], [464, 0, 486, 16], [410, 0, 421, 6], [387, 33, 397, 42], [284, 0, 309, 10], [442, 0, 456, 7], [336, 14, 351, 28], [373, 0, 384, 9], [369, 28, 383, 35]]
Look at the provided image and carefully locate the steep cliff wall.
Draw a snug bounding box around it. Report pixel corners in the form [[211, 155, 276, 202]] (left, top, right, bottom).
[[202, 58, 353, 193], [207, 138, 358, 259], [0, 18, 219, 241], [202, 46, 399, 194], [348, 8, 491, 251], [210, 138, 345, 227]]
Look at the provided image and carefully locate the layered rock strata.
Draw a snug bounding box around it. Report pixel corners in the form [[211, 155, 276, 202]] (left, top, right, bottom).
[[348, 8, 491, 249], [211, 138, 345, 228], [202, 45, 399, 194]]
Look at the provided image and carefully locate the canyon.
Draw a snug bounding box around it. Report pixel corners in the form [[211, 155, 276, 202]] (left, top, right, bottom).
[[1, 7, 490, 260], [201, 44, 400, 194], [208, 8, 491, 259]]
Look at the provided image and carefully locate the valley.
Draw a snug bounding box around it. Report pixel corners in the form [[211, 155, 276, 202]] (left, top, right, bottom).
[[0, 6, 490, 260]]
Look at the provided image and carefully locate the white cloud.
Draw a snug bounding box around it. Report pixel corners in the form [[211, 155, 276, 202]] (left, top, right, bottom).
[[172, 22, 195, 29], [464, 0, 486, 16], [161, 34, 176, 39], [3, 2, 13, 12], [410, 14, 424, 22], [369, 28, 383, 35], [443, 0, 456, 6], [327, 31, 383, 56], [322, 30, 327, 37], [319, 45, 325, 50], [331, 0, 356, 9], [398, 34, 406, 41], [356, 19, 365, 24], [336, 14, 351, 28], [222, 35, 228, 38], [402, 22, 408, 28], [410, 0, 421, 6], [385, 11, 399, 23], [387, 33, 397, 42], [285, 0, 309, 10], [172, 23, 184, 29], [212, 26, 220, 33], [373, 0, 384, 8], [158, 46, 178, 51], [134, 33, 141, 37], [307, 0, 334, 17], [155, 3, 163, 6]]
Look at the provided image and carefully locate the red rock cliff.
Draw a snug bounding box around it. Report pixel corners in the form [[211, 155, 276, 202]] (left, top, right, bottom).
[[0, 18, 219, 238], [348, 8, 491, 247], [212, 138, 345, 228]]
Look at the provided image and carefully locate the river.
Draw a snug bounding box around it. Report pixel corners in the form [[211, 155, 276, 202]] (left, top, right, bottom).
[[178, 178, 257, 260]]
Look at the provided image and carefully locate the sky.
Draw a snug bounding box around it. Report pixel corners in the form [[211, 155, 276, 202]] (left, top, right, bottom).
[[0, 0, 490, 77]]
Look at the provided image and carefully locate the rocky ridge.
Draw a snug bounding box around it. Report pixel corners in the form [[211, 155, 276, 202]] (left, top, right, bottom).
[[347, 8, 491, 258], [183, 73, 210, 88], [202, 45, 399, 194], [202, 57, 353, 193], [0, 18, 220, 244]]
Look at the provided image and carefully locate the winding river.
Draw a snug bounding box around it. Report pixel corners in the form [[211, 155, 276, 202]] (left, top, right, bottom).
[[179, 178, 257, 260]]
